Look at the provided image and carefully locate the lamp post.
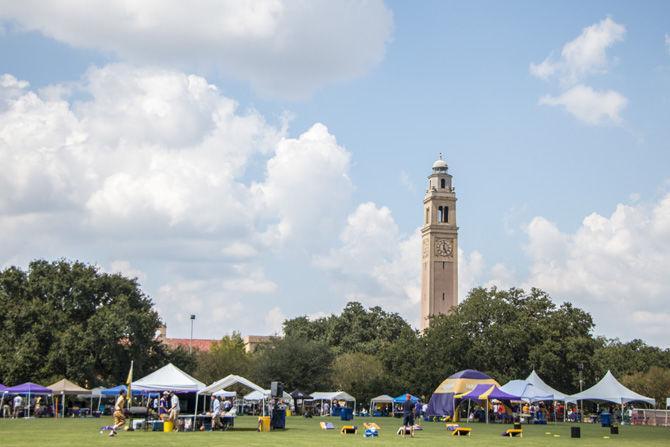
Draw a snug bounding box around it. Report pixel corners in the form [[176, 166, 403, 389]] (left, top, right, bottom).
[[189, 314, 196, 354], [578, 362, 584, 423]]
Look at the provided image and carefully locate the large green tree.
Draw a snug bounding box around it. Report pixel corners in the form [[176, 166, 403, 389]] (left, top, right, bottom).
[[195, 333, 252, 384], [0, 260, 171, 386]]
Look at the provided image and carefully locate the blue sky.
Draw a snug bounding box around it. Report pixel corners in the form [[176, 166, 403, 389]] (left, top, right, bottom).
[[1, 1, 669, 346]]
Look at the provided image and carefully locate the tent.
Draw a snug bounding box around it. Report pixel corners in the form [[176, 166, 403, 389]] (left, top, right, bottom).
[[501, 380, 554, 402], [132, 363, 205, 393], [77, 386, 105, 413], [370, 394, 393, 416], [47, 379, 91, 418], [526, 370, 569, 401], [393, 394, 420, 404], [213, 390, 236, 398], [197, 374, 267, 416], [427, 369, 499, 417], [456, 384, 521, 423], [244, 389, 293, 404], [310, 391, 356, 415], [5, 382, 52, 418], [568, 370, 655, 406], [100, 385, 146, 396]]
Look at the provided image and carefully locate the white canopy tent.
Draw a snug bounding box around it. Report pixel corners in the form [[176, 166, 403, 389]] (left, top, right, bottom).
[[568, 370, 655, 406], [244, 389, 293, 404], [369, 394, 394, 414], [197, 374, 267, 416], [501, 380, 554, 402], [310, 391, 356, 414], [213, 390, 236, 398], [526, 370, 569, 401], [132, 363, 205, 392]]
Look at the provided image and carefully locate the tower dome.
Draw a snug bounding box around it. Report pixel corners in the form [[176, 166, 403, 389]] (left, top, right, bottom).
[[432, 153, 448, 172]]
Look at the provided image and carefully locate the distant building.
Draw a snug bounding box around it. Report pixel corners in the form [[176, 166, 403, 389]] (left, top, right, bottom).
[[243, 335, 275, 353], [157, 325, 276, 353]]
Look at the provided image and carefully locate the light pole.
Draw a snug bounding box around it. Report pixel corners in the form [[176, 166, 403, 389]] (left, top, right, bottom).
[[189, 314, 196, 354], [578, 362, 584, 423]]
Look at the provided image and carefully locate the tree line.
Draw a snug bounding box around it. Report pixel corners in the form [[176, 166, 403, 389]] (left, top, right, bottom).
[[1, 260, 669, 407]]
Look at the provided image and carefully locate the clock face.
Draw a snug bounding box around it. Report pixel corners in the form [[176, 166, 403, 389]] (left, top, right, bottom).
[[435, 239, 453, 258]]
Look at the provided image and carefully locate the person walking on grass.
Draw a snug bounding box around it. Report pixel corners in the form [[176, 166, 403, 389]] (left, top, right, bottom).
[[402, 394, 415, 438], [109, 389, 127, 437]]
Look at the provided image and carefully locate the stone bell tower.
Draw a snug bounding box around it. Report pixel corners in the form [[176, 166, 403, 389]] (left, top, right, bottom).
[[420, 154, 458, 330]]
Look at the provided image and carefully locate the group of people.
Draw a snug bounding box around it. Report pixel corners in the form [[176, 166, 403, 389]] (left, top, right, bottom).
[[209, 395, 235, 430], [0, 394, 47, 418], [109, 389, 181, 437]]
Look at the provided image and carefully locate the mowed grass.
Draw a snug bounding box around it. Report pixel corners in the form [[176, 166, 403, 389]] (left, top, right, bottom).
[[1, 416, 669, 447]]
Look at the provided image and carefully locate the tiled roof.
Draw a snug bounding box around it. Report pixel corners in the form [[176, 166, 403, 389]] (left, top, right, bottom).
[[163, 338, 217, 352]]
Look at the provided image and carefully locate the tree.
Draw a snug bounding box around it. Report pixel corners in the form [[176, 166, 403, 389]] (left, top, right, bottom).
[[195, 333, 252, 384], [0, 260, 165, 386], [331, 352, 386, 405], [593, 339, 670, 378], [253, 337, 334, 392], [621, 367, 670, 408]]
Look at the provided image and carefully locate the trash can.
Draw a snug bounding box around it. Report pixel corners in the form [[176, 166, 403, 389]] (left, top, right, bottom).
[[601, 413, 611, 427], [340, 407, 353, 421], [258, 416, 271, 432], [272, 409, 286, 429], [571, 426, 581, 438], [610, 425, 619, 435], [163, 420, 174, 432]]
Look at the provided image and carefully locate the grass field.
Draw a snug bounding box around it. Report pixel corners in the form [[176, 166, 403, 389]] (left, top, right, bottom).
[[1, 416, 669, 446]]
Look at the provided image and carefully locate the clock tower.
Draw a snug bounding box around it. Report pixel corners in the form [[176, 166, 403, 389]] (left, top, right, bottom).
[[420, 154, 458, 330]]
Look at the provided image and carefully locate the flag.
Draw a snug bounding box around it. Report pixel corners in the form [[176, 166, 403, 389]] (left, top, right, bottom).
[[126, 360, 134, 408]]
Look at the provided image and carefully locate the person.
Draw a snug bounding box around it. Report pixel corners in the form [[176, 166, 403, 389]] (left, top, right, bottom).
[[1, 395, 10, 418], [34, 396, 42, 417], [211, 396, 221, 431], [109, 389, 127, 437], [169, 391, 180, 428], [402, 394, 415, 437], [222, 398, 232, 412], [159, 392, 169, 420], [13, 394, 23, 419], [322, 401, 329, 416]]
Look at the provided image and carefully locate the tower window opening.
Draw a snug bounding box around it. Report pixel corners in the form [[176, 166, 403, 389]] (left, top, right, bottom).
[[440, 178, 446, 189], [438, 206, 443, 223], [444, 206, 449, 223], [425, 208, 429, 224], [442, 292, 445, 301], [443, 262, 445, 269]]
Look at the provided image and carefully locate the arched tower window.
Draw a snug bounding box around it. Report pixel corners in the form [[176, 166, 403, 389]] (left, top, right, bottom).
[[437, 206, 443, 223], [440, 178, 446, 189], [444, 206, 449, 223]]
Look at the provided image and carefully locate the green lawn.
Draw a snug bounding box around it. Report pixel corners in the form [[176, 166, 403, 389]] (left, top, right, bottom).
[[1, 416, 668, 446]]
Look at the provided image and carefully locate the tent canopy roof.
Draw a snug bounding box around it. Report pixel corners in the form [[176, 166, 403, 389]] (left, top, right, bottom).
[[133, 363, 205, 392], [244, 389, 293, 402], [6, 382, 52, 394], [0, 384, 7, 392], [310, 391, 356, 402], [449, 369, 492, 380], [457, 384, 521, 401], [525, 370, 569, 401], [200, 374, 265, 396], [433, 369, 500, 395], [568, 370, 655, 405], [370, 394, 394, 404], [48, 379, 90, 395], [501, 380, 553, 402], [393, 394, 420, 403]]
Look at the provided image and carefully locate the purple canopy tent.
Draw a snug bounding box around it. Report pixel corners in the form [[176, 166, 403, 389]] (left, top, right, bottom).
[[6, 382, 53, 418], [427, 369, 499, 418], [457, 384, 521, 423]]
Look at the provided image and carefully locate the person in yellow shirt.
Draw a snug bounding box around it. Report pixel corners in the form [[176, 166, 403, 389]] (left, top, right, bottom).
[[110, 389, 127, 437]]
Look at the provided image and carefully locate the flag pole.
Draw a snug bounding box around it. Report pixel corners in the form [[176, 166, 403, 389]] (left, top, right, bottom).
[[126, 360, 134, 409]]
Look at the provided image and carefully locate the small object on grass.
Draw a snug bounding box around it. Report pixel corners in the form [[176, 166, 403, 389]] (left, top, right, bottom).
[[553, 434, 560, 437], [545, 432, 552, 435], [603, 436, 610, 439]]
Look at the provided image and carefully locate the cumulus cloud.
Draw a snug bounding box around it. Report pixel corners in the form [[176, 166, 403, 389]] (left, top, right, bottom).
[[530, 17, 626, 85], [521, 192, 670, 346], [0, 0, 393, 99], [530, 18, 627, 126], [539, 84, 627, 125], [265, 307, 286, 335], [0, 64, 356, 336]]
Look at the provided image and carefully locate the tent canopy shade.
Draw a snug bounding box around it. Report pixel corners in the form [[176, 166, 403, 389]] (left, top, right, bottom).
[[310, 391, 356, 402], [213, 390, 236, 398], [501, 380, 553, 402], [244, 389, 293, 403], [433, 369, 500, 395], [568, 370, 655, 405], [132, 363, 205, 392], [48, 379, 90, 395], [0, 384, 8, 392], [6, 382, 52, 394], [525, 370, 569, 401], [393, 394, 420, 404], [370, 394, 394, 404], [199, 374, 265, 396], [457, 384, 521, 401]]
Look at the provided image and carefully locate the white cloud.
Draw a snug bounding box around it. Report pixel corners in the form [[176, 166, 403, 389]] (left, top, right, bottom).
[[539, 84, 627, 125], [665, 34, 670, 55], [0, 0, 393, 99], [0, 64, 355, 336], [530, 17, 626, 85], [530, 18, 627, 126], [521, 192, 670, 346], [108, 260, 147, 282]]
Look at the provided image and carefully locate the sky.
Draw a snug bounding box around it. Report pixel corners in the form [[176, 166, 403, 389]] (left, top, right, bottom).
[[0, 1, 669, 346]]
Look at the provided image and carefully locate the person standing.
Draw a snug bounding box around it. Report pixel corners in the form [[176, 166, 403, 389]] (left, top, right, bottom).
[[1, 394, 10, 418], [211, 396, 221, 431], [109, 389, 127, 437], [402, 394, 415, 437], [169, 392, 180, 429], [12, 394, 23, 419]]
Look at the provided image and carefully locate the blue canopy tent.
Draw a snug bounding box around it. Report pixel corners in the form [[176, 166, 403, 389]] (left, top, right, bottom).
[[393, 394, 420, 404], [101, 385, 157, 397]]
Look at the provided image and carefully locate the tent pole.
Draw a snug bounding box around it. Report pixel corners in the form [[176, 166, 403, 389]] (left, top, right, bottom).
[[485, 398, 488, 424]]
